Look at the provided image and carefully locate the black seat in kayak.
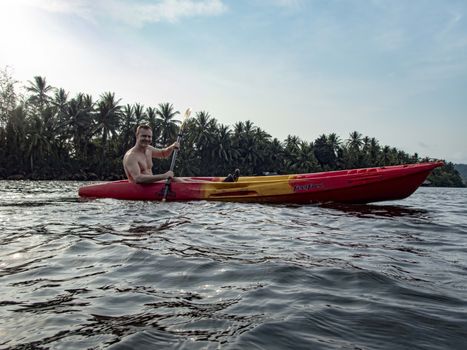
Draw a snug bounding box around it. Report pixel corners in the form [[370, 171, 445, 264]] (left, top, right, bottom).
[[223, 169, 240, 182]]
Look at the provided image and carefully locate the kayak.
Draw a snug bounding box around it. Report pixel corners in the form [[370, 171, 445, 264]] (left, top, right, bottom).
[[78, 161, 443, 204]]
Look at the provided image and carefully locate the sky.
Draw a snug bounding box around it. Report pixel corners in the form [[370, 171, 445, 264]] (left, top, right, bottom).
[[0, 0, 466, 163]]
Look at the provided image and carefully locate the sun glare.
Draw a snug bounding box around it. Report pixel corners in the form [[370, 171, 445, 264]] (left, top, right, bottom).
[[0, 1, 25, 29], [0, 0, 69, 81], [0, 1, 36, 53]]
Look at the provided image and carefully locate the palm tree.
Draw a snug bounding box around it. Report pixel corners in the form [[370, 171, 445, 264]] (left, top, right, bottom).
[[192, 111, 214, 150], [230, 120, 263, 174], [176, 143, 200, 176], [0, 66, 19, 127], [327, 133, 342, 156], [313, 134, 338, 170], [368, 137, 380, 165], [210, 124, 232, 174], [345, 131, 364, 168], [26, 115, 50, 172], [266, 137, 285, 173], [243, 120, 256, 137], [293, 141, 319, 173], [251, 127, 272, 174], [146, 107, 161, 141], [231, 121, 245, 155], [146, 106, 156, 126], [52, 88, 70, 132], [347, 131, 363, 150], [327, 133, 343, 168], [361, 136, 371, 167], [155, 103, 180, 146], [94, 92, 122, 172], [52, 88, 69, 111], [233, 121, 244, 135], [119, 104, 136, 154], [284, 135, 301, 153], [26, 76, 54, 113], [381, 145, 395, 165], [4, 106, 28, 171], [49, 88, 72, 166], [134, 103, 146, 125], [65, 93, 94, 161], [283, 135, 301, 172]]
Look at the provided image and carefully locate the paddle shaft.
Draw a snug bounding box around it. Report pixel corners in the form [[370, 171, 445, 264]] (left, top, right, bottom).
[[161, 108, 191, 202], [162, 132, 182, 201]]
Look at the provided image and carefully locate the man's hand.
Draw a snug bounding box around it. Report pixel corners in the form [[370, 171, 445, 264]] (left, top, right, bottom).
[[172, 141, 180, 150], [164, 170, 174, 179]]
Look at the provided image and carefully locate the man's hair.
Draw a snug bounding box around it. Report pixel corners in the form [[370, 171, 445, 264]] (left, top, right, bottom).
[[136, 124, 152, 136]]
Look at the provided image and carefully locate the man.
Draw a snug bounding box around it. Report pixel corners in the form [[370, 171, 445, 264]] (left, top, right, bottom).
[[123, 124, 180, 184], [123, 124, 240, 184]]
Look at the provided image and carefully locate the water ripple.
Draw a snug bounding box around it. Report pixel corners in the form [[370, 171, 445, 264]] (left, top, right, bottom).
[[1, 182, 467, 349]]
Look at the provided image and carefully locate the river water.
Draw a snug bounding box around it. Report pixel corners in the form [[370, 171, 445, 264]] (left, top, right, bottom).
[[1, 181, 466, 349]]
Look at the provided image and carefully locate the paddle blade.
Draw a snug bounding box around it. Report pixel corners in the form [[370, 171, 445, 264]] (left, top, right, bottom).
[[180, 108, 192, 128]]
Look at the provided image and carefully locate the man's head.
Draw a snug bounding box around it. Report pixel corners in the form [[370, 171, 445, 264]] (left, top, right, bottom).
[[136, 124, 152, 136], [135, 124, 152, 147]]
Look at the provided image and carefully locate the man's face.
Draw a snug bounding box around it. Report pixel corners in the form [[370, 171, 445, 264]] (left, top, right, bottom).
[[136, 129, 152, 147]]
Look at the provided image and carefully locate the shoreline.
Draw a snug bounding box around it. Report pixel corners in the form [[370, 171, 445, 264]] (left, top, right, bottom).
[[1, 173, 125, 182]]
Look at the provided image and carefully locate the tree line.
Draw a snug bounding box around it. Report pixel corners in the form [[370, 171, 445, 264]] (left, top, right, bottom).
[[0, 68, 464, 187]]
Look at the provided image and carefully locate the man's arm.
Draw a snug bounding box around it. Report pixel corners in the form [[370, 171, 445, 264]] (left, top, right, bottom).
[[124, 155, 173, 184], [150, 142, 180, 159]]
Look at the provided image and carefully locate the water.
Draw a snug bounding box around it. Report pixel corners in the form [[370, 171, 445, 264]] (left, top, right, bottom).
[[1, 181, 466, 349]]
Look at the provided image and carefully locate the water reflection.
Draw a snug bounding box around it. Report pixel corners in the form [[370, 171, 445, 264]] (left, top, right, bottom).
[[321, 203, 429, 219]]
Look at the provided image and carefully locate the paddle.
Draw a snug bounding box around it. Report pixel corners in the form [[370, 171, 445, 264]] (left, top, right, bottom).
[[162, 107, 192, 202]]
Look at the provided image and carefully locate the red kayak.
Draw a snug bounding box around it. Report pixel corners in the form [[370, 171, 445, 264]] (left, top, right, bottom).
[[78, 161, 443, 204]]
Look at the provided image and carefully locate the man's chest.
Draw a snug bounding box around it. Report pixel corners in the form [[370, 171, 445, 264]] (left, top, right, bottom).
[[136, 152, 153, 171]]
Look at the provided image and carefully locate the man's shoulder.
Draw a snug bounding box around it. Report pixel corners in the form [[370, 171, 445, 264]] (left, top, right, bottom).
[[123, 147, 138, 161], [124, 147, 132, 157], [124, 147, 152, 159]]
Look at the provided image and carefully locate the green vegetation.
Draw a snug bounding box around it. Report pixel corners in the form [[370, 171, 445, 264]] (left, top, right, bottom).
[[428, 163, 465, 187], [0, 68, 464, 187], [454, 164, 467, 185]]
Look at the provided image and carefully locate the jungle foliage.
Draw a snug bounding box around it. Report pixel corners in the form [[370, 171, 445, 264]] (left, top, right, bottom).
[[0, 69, 464, 187]]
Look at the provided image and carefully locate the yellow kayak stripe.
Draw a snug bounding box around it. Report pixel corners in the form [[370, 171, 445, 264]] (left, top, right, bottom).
[[199, 179, 294, 199]]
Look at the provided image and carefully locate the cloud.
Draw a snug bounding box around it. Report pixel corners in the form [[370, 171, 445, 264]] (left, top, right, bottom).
[[271, 0, 303, 9], [374, 29, 407, 51], [13, 0, 228, 25], [14, 0, 95, 20], [418, 141, 430, 149], [438, 11, 463, 37], [107, 0, 228, 26], [135, 0, 227, 23]]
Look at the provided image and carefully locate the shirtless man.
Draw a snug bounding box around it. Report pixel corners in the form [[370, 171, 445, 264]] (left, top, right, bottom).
[[123, 124, 180, 184], [124, 124, 240, 184]]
